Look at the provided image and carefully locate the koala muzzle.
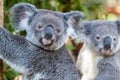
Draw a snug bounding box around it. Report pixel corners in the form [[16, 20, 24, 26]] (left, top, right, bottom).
[[103, 37, 112, 50], [44, 25, 54, 40]]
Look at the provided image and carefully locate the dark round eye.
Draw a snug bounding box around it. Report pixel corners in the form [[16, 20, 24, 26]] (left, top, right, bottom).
[[56, 29, 61, 33], [96, 35, 100, 40], [113, 38, 116, 41], [36, 25, 42, 30]]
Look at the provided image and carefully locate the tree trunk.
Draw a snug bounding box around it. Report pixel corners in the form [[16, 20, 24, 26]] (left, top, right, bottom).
[[0, 0, 3, 80]]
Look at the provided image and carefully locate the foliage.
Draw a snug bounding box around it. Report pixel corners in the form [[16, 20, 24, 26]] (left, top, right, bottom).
[[4, 0, 116, 80], [3, 63, 19, 80]]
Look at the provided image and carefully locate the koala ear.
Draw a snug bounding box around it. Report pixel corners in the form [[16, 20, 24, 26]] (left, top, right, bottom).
[[63, 11, 85, 38], [116, 20, 120, 33], [68, 21, 92, 43], [81, 22, 92, 35], [10, 3, 37, 32], [64, 11, 85, 27]]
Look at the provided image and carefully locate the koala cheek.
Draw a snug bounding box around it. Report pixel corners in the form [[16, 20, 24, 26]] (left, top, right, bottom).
[[41, 34, 44, 38]]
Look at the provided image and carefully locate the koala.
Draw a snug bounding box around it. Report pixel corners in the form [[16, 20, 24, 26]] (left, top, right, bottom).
[[0, 3, 85, 80], [68, 19, 120, 80]]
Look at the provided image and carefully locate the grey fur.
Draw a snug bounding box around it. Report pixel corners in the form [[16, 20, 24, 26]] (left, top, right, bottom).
[[94, 52, 120, 80], [0, 3, 85, 80], [94, 20, 120, 80], [68, 20, 120, 80]]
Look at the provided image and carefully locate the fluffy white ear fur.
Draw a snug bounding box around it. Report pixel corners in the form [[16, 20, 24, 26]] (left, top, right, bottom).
[[18, 18, 29, 32], [67, 25, 78, 39], [18, 11, 34, 31]]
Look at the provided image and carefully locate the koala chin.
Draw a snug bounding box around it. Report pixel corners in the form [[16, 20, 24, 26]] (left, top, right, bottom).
[[68, 20, 120, 80], [0, 3, 85, 80]]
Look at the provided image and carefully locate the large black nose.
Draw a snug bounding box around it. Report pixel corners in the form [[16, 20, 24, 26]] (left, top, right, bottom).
[[44, 25, 53, 40], [103, 37, 112, 50], [45, 33, 53, 39]]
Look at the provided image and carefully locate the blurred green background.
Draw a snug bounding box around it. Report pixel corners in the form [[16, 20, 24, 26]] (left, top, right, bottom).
[[4, 0, 119, 80]]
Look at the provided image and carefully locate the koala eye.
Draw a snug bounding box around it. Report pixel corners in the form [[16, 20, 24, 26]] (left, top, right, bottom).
[[113, 38, 117, 41], [56, 29, 61, 33], [36, 25, 43, 30], [95, 35, 100, 40]]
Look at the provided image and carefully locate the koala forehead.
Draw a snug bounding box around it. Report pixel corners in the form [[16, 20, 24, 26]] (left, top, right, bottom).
[[30, 10, 65, 28], [91, 21, 118, 36]]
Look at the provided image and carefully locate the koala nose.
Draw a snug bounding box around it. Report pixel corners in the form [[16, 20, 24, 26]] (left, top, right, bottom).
[[103, 37, 112, 50], [44, 25, 53, 40], [45, 33, 53, 39]]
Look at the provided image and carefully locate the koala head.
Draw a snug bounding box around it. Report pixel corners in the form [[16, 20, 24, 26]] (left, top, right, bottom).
[[10, 3, 84, 51], [69, 20, 120, 56]]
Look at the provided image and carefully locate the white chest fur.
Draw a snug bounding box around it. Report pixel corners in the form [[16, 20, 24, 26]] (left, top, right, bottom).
[[76, 44, 103, 80]]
